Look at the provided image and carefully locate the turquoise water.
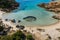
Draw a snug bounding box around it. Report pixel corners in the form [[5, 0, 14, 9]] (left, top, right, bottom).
[[2, 0, 58, 26], [15, 0, 52, 10]]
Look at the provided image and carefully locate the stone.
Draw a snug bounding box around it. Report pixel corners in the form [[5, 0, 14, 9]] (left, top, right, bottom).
[[23, 16, 36, 22]]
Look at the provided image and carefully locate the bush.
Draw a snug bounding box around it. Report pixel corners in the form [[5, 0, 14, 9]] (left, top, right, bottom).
[[26, 34, 34, 40], [0, 26, 4, 32], [0, 31, 34, 40], [11, 31, 26, 40]]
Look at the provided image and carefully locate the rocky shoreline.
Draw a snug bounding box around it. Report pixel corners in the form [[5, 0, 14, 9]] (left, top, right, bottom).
[[0, 0, 19, 13], [38, 2, 60, 13], [38, 2, 60, 20]]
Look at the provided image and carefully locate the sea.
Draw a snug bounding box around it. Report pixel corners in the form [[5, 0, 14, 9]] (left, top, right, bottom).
[[2, 0, 58, 26]]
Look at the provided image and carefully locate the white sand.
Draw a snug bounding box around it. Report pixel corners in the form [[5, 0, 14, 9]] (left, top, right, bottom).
[[24, 21, 60, 40], [0, 11, 60, 40]]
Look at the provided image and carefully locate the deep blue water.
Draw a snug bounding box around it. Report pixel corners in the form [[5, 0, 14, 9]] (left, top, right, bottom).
[[15, 0, 52, 10], [2, 0, 58, 26]]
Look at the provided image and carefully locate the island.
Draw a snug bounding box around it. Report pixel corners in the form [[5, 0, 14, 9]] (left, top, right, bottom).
[[0, 0, 19, 12]]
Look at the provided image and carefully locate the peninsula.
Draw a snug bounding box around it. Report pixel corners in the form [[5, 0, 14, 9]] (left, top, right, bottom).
[[38, 2, 60, 13], [0, 0, 19, 12]]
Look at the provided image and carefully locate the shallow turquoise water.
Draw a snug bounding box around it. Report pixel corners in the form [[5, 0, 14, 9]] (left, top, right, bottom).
[[2, 0, 58, 26]]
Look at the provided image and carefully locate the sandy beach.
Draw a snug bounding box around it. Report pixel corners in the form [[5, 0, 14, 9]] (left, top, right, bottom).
[[0, 0, 60, 40], [0, 11, 60, 40], [24, 20, 60, 40]]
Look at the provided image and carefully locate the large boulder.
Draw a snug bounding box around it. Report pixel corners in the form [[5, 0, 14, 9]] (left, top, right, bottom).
[[10, 19, 16, 23], [16, 25, 25, 30], [52, 15, 60, 20]]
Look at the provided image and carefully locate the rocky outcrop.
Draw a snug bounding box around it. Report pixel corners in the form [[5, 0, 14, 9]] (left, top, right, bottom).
[[23, 16, 37, 22], [16, 25, 25, 30], [37, 3, 46, 8], [38, 2, 60, 13], [0, 0, 19, 12], [10, 19, 16, 23], [52, 15, 60, 20]]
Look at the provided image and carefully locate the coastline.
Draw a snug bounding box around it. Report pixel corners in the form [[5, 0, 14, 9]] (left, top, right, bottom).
[[1, 0, 60, 40], [0, 1, 60, 40], [1, 11, 60, 40], [24, 20, 60, 29]]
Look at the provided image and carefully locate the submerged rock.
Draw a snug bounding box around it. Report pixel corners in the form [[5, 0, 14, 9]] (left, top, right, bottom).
[[52, 0, 55, 1], [37, 3, 46, 8], [5, 19, 8, 21], [10, 19, 16, 23], [23, 16, 37, 22], [18, 20, 21, 23]]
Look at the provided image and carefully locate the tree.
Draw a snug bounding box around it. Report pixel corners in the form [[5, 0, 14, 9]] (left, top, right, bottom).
[[0, 31, 35, 40], [0, 31, 26, 40], [26, 34, 34, 40], [0, 36, 11, 40], [0, 0, 19, 12], [11, 31, 26, 40]]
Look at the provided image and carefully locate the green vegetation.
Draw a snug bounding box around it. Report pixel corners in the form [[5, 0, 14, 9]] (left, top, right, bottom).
[[0, 21, 34, 40], [0, 21, 4, 32], [0, 0, 19, 12], [26, 34, 34, 40], [0, 31, 34, 40], [11, 31, 26, 40], [0, 26, 4, 32]]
